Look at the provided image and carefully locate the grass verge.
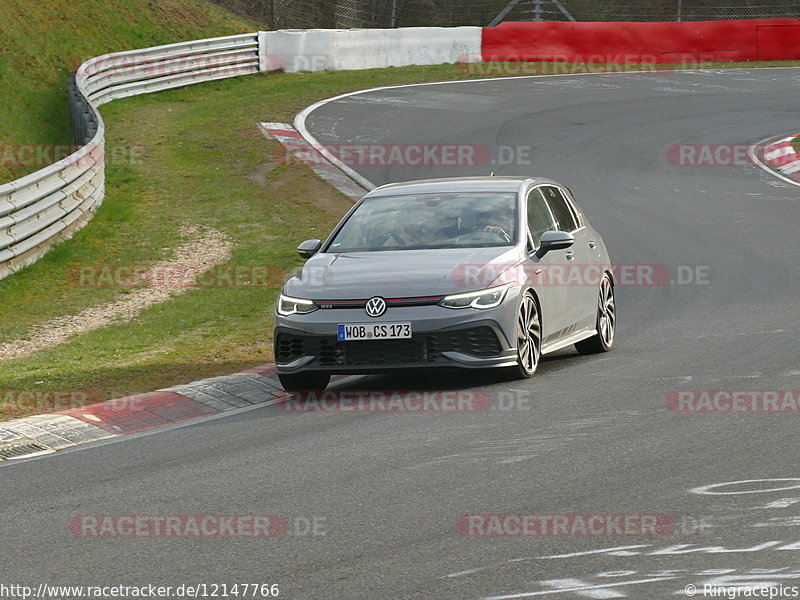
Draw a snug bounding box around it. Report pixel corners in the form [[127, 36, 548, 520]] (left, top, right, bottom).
[[1, 59, 799, 419], [0, 0, 257, 183]]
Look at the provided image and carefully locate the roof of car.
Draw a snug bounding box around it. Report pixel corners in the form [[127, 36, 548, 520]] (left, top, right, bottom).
[[364, 176, 560, 197]]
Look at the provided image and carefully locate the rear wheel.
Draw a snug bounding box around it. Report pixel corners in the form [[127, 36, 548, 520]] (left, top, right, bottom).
[[575, 274, 615, 354], [508, 292, 541, 379], [278, 372, 331, 392]]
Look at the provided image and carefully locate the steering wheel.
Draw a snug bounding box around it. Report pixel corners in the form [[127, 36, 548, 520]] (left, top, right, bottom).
[[484, 225, 512, 243]]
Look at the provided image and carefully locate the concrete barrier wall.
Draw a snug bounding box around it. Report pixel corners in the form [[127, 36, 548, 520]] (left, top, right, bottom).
[[259, 27, 481, 73]]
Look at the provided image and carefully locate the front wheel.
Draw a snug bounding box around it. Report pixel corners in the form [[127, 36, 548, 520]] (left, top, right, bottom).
[[507, 292, 541, 379], [278, 372, 331, 392], [575, 274, 615, 354]]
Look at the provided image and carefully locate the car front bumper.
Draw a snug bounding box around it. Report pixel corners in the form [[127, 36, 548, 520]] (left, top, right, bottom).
[[274, 303, 518, 375]]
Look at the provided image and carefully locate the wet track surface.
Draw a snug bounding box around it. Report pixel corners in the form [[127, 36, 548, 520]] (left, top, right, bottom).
[[3, 68, 800, 599]]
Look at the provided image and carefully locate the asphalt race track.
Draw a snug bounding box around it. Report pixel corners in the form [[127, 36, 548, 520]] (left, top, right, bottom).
[[3, 68, 800, 599]]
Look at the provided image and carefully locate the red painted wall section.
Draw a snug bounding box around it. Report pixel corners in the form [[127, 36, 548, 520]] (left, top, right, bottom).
[[482, 19, 800, 64], [756, 24, 800, 61]]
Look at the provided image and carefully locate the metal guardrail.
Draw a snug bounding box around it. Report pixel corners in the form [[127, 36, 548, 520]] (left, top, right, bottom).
[[0, 33, 260, 281]]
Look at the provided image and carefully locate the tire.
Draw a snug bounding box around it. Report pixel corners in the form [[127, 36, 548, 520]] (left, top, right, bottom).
[[278, 372, 331, 392], [575, 273, 615, 355], [507, 291, 541, 379]]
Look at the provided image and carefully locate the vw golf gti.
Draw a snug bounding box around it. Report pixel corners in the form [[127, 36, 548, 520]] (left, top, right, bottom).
[[274, 176, 615, 391]]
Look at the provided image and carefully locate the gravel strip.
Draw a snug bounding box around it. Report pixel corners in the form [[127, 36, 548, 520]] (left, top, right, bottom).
[[0, 226, 232, 361]]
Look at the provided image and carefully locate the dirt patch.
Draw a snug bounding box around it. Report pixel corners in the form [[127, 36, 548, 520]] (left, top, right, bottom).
[[247, 162, 279, 187], [0, 225, 232, 361], [269, 162, 355, 217], [294, 169, 355, 217]]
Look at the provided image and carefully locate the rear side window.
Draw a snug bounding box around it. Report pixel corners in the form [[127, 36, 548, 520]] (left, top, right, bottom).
[[542, 186, 579, 232], [526, 188, 556, 247]]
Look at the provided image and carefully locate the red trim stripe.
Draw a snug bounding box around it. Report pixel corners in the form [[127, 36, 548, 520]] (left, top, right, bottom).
[[315, 296, 445, 304]]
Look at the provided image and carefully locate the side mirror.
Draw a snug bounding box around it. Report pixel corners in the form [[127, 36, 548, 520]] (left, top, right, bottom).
[[535, 230, 574, 258], [297, 239, 321, 259]]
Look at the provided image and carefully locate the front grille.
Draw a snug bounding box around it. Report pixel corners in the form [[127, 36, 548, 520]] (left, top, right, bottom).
[[328, 338, 426, 365], [276, 334, 305, 363], [429, 326, 502, 357], [317, 338, 342, 364], [276, 326, 501, 366]]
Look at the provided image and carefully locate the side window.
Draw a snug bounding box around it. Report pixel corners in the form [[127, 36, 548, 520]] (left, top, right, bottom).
[[543, 186, 579, 232], [526, 188, 556, 248]]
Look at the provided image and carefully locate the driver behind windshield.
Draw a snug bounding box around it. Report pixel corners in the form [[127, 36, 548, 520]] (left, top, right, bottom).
[[328, 192, 517, 251], [480, 204, 515, 243]]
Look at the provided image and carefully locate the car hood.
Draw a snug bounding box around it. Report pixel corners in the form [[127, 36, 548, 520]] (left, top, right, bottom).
[[283, 247, 523, 300]]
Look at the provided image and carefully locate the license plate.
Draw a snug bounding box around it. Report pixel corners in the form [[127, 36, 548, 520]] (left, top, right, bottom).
[[337, 322, 412, 341]]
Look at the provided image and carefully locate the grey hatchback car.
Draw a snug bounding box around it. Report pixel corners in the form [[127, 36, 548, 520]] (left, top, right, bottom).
[[274, 177, 615, 391]]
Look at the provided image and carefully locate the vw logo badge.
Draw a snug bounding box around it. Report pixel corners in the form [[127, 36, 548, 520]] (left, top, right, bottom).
[[365, 296, 387, 318]]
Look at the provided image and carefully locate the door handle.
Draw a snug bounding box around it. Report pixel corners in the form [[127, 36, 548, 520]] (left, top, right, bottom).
[[588, 240, 597, 249], [565, 251, 575, 260]]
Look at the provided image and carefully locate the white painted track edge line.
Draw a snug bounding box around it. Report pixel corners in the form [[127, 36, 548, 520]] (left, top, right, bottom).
[[293, 105, 376, 192], [482, 576, 678, 599]]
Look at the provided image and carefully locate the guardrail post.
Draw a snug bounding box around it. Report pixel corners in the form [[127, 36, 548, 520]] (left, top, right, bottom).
[[258, 31, 269, 72], [68, 73, 97, 145]]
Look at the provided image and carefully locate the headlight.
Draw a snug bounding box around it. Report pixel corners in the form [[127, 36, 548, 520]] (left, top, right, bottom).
[[440, 284, 510, 310], [277, 294, 318, 316]]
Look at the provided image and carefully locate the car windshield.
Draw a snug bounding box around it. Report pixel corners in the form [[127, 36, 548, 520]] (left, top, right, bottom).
[[327, 192, 518, 252]]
